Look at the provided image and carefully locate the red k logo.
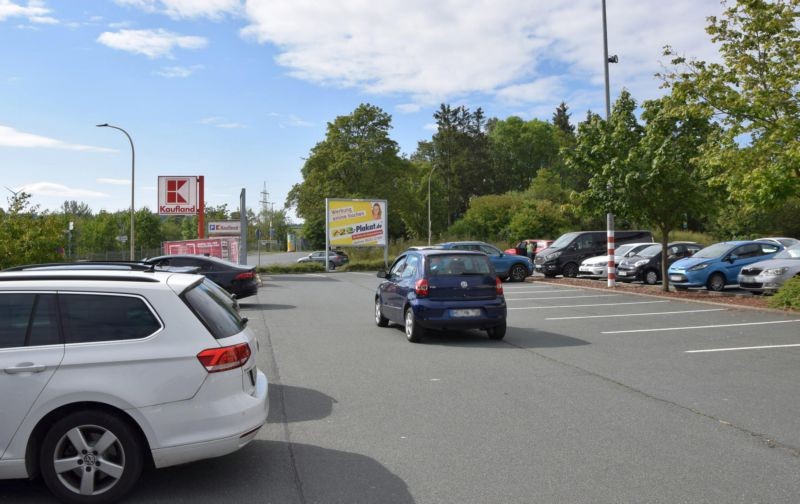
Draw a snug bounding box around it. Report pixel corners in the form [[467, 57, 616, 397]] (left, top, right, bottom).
[[166, 179, 189, 203]]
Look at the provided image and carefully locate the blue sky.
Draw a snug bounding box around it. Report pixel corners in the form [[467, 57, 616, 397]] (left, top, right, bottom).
[[0, 0, 723, 220]]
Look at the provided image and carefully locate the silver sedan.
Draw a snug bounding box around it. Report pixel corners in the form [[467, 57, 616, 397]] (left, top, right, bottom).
[[738, 243, 800, 294]]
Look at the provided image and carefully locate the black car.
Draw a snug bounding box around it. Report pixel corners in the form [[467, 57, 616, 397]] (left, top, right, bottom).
[[144, 255, 259, 299], [375, 249, 507, 343], [617, 241, 702, 284], [534, 230, 654, 277]]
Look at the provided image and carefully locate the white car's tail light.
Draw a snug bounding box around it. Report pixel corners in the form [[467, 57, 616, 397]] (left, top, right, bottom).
[[197, 343, 251, 373]]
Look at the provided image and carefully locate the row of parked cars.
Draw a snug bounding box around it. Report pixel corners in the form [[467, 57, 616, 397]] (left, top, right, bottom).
[[530, 230, 799, 294]]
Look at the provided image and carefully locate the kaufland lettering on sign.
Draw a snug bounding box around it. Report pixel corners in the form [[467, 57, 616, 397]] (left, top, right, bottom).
[[158, 176, 197, 215], [208, 221, 241, 236]]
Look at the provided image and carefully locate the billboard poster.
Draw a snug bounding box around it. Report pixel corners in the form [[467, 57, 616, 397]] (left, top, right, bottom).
[[327, 199, 387, 247]]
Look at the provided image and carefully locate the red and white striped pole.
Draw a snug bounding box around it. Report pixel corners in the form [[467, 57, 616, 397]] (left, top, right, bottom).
[[607, 212, 616, 287]]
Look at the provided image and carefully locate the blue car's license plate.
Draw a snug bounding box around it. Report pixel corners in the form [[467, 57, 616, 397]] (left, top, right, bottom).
[[451, 309, 481, 318]]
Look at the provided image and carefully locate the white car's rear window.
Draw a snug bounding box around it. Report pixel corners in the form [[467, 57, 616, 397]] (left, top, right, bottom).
[[183, 279, 246, 339]]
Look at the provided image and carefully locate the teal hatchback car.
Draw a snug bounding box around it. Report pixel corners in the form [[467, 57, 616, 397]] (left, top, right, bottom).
[[438, 241, 533, 282], [667, 240, 782, 291]]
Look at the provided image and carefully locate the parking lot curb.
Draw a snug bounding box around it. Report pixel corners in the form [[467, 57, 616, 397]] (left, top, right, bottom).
[[526, 278, 794, 315]]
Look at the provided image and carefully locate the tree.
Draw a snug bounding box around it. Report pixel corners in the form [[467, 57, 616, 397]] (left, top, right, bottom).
[[426, 104, 492, 225], [0, 193, 66, 268], [552, 101, 575, 135], [579, 93, 717, 291], [662, 0, 800, 208], [286, 103, 410, 247], [487, 116, 559, 194], [569, 91, 644, 215]]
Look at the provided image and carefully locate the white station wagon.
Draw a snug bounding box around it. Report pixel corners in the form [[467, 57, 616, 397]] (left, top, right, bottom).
[[0, 268, 268, 503]]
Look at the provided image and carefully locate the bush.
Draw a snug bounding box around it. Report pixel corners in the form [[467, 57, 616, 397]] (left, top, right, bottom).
[[768, 277, 800, 311], [256, 262, 325, 274], [341, 259, 392, 271]]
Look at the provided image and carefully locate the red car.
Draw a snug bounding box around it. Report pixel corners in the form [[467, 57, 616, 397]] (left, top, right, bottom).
[[505, 239, 554, 259]]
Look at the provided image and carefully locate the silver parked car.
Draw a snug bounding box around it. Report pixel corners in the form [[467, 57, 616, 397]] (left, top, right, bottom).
[[755, 237, 799, 248], [738, 243, 800, 294], [0, 269, 268, 503], [578, 242, 654, 278]]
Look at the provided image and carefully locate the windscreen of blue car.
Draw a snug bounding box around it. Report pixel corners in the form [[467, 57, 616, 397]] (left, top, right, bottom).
[[692, 243, 734, 259]]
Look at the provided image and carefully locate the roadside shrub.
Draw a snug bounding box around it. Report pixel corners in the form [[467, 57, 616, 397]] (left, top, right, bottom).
[[340, 259, 392, 271], [256, 262, 324, 274], [768, 277, 800, 311]]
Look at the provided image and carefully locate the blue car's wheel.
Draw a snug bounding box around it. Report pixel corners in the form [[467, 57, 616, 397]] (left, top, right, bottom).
[[487, 322, 506, 340], [509, 264, 528, 282], [707, 273, 726, 292], [375, 298, 389, 327], [404, 308, 423, 343]]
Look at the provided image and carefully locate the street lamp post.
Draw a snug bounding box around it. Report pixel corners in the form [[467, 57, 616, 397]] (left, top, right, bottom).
[[97, 123, 135, 260], [427, 165, 437, 246], [602, 1, 619, 287], [601, 0, 618, 120]]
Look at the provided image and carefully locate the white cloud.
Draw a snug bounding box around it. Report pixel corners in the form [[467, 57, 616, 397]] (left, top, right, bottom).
[[496, 76, 565, 105], [97, 29, 207, 59], [216, 122, 246, 129], [154, 64, 203, 78], [267, 112, 312, 128], [0, 125, 116, 153], [18, 182, 109, 198], [199, 116, 246, 128], [423, 123, 437, 132], [97, 178, 131, 186], [115, 0, 242, 20], [0, 0, 56, 23], [396, 103, 422, 114], [241, 0, 723, 108]]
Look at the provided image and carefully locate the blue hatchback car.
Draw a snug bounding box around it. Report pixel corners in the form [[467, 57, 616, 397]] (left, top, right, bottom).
[[437, 241, 533, 282], [667, 240, 782, 291], [375, 249, 507, 343]]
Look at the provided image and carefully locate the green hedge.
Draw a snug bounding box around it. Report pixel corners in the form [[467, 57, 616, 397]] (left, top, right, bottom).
[[256, 262, 325, 274], [340, 259, 391, 271], [768, 277, 800, 311], [256, 259, 392, 275]]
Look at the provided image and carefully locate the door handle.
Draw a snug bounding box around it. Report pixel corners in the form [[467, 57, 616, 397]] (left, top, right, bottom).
[[4, 363, 47, 374]]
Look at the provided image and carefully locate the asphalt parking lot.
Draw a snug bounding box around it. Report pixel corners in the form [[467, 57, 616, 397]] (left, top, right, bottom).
[[3, 273, 799, 503]]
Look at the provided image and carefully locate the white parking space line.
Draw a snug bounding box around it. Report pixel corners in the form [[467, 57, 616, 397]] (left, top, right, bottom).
[[350, 272, 375, 276], [546, 308, 727, 321], [509, 300, 669, 310], [602, 319, 800, 334], [507, 294, 619, 301], [686, 343, 800, 354], [306, 274, 327, 278], [504, 289, 582, 295]]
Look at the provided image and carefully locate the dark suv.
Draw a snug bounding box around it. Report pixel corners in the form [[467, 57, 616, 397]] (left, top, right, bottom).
[[375, 249, 507, 343], [617, 242, 702, 284], [534, 230, 653, 277]]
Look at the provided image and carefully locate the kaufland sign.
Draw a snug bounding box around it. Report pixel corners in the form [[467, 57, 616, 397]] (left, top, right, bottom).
[[158, 176, 197, 215]]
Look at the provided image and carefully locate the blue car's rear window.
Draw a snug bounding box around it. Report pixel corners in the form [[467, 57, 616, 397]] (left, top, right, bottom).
[[427, 254, 493, 276]]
